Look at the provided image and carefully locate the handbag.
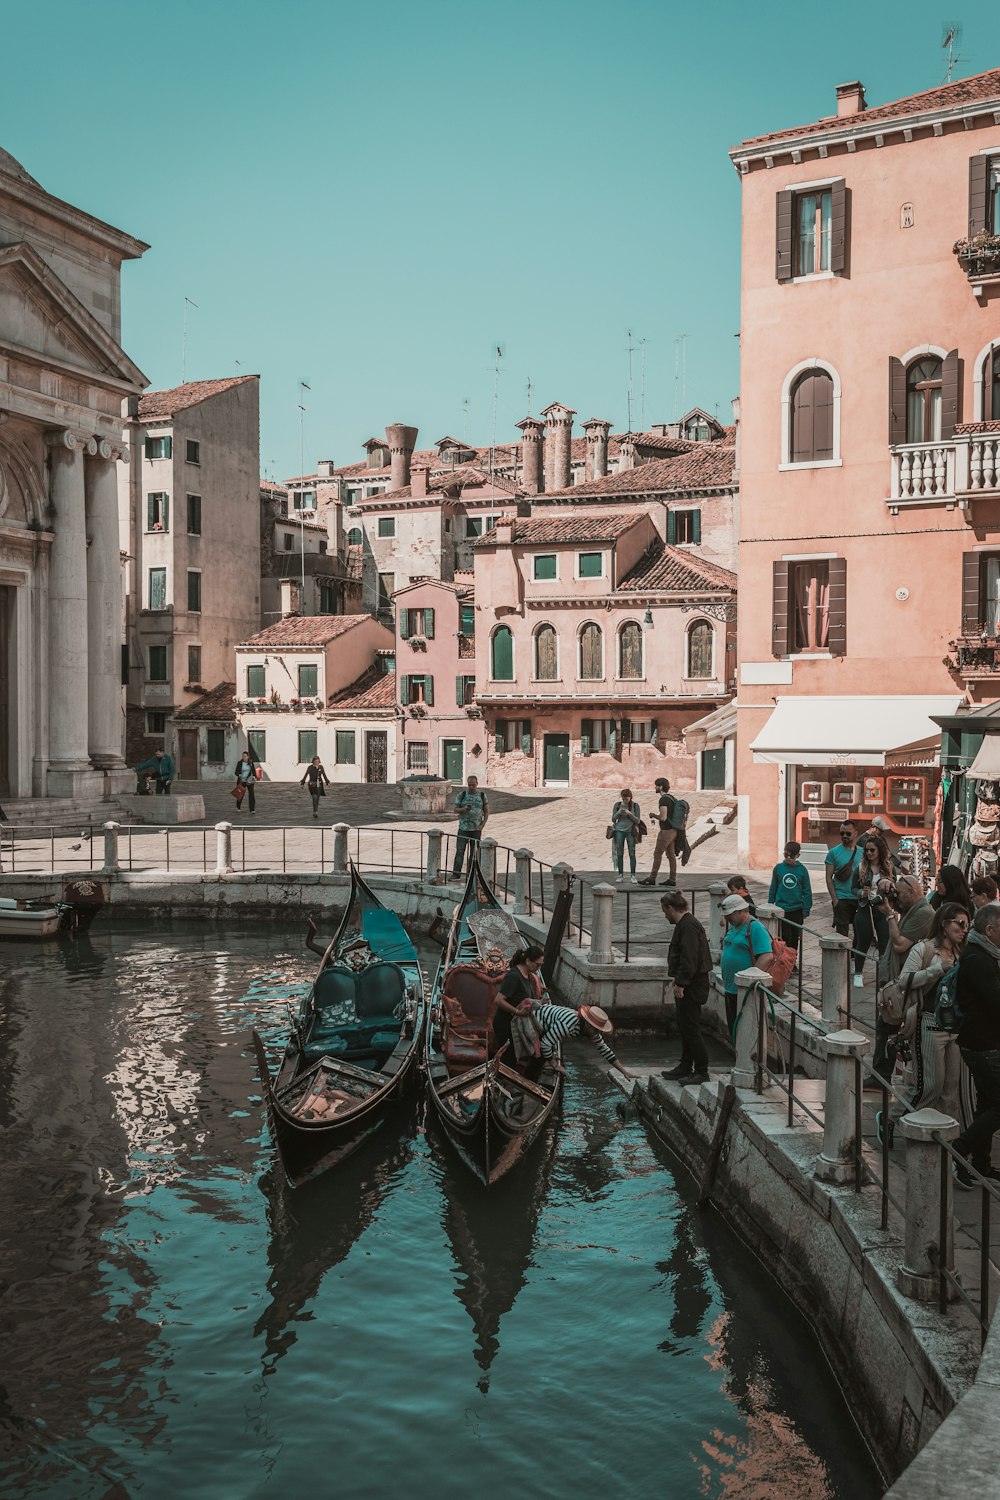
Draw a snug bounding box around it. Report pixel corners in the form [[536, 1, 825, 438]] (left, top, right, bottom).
[[636, 819, 649, 842], [230, 782, 246, 806], [605, 825, 614, 839], [254, 765, 263, 782], [877, 971, 914, 1027], [755, 937, 796, 997]]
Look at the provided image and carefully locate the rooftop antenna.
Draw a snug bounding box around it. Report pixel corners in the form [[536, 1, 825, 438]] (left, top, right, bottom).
[[681, 334, 688, 414], [462, 396, 469, 443], [639, 338, 648, 430], [490, 345, 503, 490], [626, 329, 634, 433], [941, 22, 964, 83], [298, 380, 311, 607], [526, 375, 532, 415], [181, 297, 198, 382]]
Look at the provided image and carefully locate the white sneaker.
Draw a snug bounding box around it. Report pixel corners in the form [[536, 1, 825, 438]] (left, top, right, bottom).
[[629, 876, 638, 884], [853, 974, 864, 989]]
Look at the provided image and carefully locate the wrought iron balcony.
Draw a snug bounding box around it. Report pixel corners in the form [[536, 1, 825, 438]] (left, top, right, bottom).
[[948, 635, 1000, 680]]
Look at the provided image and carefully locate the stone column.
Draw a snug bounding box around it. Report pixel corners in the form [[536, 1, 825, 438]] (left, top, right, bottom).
[[479, 836, 497, 886], [582, 418, 611, 481], [46, 430, 100, 796], [102, 820, 120, 875], [897, 1108, 960, 1301], [814, 1029, 869, 1184], [215, 821, 233, 874], [591, 882, 615, 962], [516, 417, 544, 495], [85, 441, 128, 784], [756, 901, 783, 944], [426, 827, 443, 883], [708, 881, 728, 961], [820, 935, 851, 1026], [332, 822, 350, 874], [733, 968, 765, 1088], [513, 847, 532, 915]]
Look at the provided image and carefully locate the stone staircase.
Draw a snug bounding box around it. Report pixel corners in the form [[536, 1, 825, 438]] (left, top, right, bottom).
[[2, 796, 137, 831]]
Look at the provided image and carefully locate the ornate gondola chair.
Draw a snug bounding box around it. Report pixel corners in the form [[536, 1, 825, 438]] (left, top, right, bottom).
[[441, 964, 499, 1076]]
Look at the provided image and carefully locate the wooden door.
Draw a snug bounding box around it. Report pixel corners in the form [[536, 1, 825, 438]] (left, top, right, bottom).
[[178, 730, 199, 780], [543, 734, 569, 785], [442, 740, 464, 783], [701, 746, 726, 791], [366, 731, 388, 784]]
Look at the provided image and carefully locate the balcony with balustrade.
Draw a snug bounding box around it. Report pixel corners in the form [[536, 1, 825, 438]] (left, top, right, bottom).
[[886, 427, 1000, 514]]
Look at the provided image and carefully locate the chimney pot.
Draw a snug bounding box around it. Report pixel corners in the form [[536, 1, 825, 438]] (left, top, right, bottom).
[[541, 403, 576, 491], [516, 416, 544, 495], [582, 418, 611, 482], [385, 423, 418, 490], [280, 579, 302, 618], [835, 80, 866, 117], [411, 464, 430, 499]]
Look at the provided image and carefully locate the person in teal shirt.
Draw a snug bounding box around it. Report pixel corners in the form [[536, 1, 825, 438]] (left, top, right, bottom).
[[720, 894, 773, 1032], [768, 840, 813, 949], [824, 821, 863, 941], [135, 748, 175, 794]]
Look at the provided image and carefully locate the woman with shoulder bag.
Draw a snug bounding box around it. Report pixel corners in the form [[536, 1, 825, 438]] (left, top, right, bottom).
[[609, 788, 641, 885], [853, 833, 894, 988], [877, 901, 968, 1147]]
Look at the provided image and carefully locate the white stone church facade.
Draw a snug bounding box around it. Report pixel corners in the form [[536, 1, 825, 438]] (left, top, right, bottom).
[[0, 147, 146, 803]]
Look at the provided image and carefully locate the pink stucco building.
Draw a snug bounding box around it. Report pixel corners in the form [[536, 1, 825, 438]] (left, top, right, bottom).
[[733, 69, 1000, 866], [473, 514, 735, 789], [393, 576, 482, 783]]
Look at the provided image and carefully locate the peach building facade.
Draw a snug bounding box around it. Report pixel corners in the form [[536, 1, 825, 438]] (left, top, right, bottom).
[[473, 514, 735, 789], [393, 577, 482, 783], [732, 69, 1000, 866]]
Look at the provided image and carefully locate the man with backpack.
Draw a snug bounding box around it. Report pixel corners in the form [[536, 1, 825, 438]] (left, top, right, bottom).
[[951, 901, 1000, 1187], [640, 777, 689, 887], [659, 890, 711, 1083]]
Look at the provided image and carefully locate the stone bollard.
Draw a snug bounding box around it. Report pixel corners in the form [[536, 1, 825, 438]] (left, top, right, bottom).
[[102, 820, 120, 875], [332, 822, 350, 874], [708, 881, 728, 962], [215, 821, 233, 875], [732, 968, 768, 1088], [513, 848, 533, 915], [479, 837, 497, 887], [814, 1030, 869, 1184], [897, 1108, 960, 1301], [757, 902, 784, 944], [591, 883, 615, 962], [552, 861, 575, 936], [426, 827, 443, 884], [820, 934, 851, 1026]]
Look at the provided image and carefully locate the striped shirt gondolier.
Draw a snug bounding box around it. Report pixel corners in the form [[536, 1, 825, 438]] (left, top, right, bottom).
[[534, 1004, 618, 1065]]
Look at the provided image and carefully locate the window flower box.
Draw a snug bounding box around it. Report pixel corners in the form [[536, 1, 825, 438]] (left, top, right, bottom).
[[953, 233, 1000, 278]]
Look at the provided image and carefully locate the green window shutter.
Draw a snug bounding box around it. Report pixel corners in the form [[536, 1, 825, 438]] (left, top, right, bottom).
[[425, 676, 434, 706], [495, 718, 507, 755], [492, 627, 513, 680], [399, 609, 410, 640], [147, 493, 155, 530], [520, 722, 532, 754], [424, 609, 435, 639], [692, 510, 701, 545], [456, 675, 464, 706], [400, 675, 410, 705], [650, 720, 659, 746], [608, 720, 618, 754], [580, 718, 592, 756], [621, 718, 632, 744], [667, 511, 677, 544]]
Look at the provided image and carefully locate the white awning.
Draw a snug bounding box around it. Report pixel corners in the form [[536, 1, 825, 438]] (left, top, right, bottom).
[[969, 735, 1000, 782], [685, 701, 737, 751], [750, 695, 961, 768]]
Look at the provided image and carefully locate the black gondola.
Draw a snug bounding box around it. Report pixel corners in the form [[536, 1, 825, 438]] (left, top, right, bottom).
[[252, 863, 426, 1187], [424, 852, 562, 1187]]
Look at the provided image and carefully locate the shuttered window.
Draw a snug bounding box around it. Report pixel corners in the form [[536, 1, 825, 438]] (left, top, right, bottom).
[[579, 622, 603, 680], [668, 509, 701, 545], [773, 558, 846, 656], [298, 664, 318, 698], [336, 730, 356, 764], [146, 492, 169, 531], [969, 154, 991, 239], [905, 357, 942, 442], [988, 346, 1000, 422], [148, 567, 166, 610], [962, 551, 1000, 635], [790, 370, 834, 462], [298, 730, 318, 764], [455, 675, 476, 706], [534, 624, 558, 680], [686, 621, 714, 678], [491, 626, 514, 680], [247, 665, 265, 697], [618, 622, 642, 679], [777, 180, 846, 281]]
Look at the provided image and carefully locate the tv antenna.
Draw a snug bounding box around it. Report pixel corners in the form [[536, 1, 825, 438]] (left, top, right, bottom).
[[297, 381, 310, 605], [181, 296, 198, 382], [626, 329, 635, 433], [941, 22, 963, 83]]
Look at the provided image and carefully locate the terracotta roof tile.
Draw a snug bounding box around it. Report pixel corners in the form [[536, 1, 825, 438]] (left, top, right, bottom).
[[238, 613, 375, 648], [739, 67, 1000, 150], [617, 543, 736, 594], [541, 445, 736, 500], [326, 664, 396, 710], [474, 514, 640, 547], [139, 376, 257, 419], [174, 682, 238, 722]]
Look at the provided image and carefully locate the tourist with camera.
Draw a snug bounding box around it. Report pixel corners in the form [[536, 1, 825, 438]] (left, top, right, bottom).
[[853, 832, 895, 989], [871, 873, 934, 1082]]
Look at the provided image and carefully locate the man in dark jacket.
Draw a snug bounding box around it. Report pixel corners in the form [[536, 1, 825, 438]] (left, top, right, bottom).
[[952, 902, 1000, 1187], [660, 890, 711, 1083]]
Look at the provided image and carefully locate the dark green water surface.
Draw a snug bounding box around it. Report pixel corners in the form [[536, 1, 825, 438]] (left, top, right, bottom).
[[0, 929, 884, 1499]]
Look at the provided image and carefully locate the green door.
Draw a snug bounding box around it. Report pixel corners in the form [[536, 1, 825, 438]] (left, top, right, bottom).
[[543, 734, 570, 784], [443, 739, 464, 783], [701, 746, 726, 790]]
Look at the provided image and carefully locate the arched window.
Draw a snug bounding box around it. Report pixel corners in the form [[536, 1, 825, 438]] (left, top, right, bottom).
[[491, 625, 514, 681], [790, 369, 834, 462], [579, 622, 603, 680], [534, 624, 558, 680], [618, 621, 643, 679], [906, 356, 942, 443], [686, 620, 714, 679], [987, 345, 1000, 422], [347, 527, 362, 545]]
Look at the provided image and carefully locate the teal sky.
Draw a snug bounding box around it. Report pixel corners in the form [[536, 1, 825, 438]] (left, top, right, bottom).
[[3, 0, 997, 476]]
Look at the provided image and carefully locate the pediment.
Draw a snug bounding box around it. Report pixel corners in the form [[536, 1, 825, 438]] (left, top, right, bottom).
[[0, 242, 145, 389]]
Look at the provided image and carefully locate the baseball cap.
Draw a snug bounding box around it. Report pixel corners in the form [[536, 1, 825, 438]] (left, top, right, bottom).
[[720, 894, 749, 916]]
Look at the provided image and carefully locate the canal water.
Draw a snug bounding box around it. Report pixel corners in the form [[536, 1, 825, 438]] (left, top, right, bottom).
[[0, 929, 884, 1499]]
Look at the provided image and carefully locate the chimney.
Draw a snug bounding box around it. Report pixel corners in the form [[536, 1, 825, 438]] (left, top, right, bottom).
[[619, 434, 636, 471], [516, 416, 544, 495], [317, 459, 335, 478], [542, 403, 575, 491], [279, 579, 302, 618], [492, 517, 514, 545], [582, 418, 611, 482], [835, 80, 866, 117], [411, 464, 430, 499], [385, 423, 418, 490]]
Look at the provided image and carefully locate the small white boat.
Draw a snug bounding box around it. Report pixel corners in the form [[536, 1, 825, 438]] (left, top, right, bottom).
[[0, 895, 66, 938]]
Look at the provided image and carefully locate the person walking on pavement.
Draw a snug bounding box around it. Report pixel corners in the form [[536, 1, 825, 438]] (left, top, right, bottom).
[[452, 774, 489, 876], [853, 832, 895, 988], [135, 747, 175, 795], [660, 891, 711, 1084], [871, 872, 934, 1081], [610, 788, 641, 883], [234, 750, 257, 813], [640, 778, 678, 887], [825, 820, 863, 942], [719, 894, 773, 1033], [951, 901, 1000, 1187], [767, 840, 812, 950], [299, 756, 330, 818]]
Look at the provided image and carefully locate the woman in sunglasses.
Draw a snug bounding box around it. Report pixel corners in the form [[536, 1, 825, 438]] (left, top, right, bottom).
[[853, 832, 895, 989], [877, 901, 969, 1148]]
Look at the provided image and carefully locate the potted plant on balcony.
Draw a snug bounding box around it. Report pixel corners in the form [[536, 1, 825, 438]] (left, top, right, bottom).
[[953, 232, 1000, 276], [291, 697, 302, 711]]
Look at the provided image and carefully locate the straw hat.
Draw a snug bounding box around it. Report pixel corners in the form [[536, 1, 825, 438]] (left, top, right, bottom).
[[579, 1004, 614, 1034]]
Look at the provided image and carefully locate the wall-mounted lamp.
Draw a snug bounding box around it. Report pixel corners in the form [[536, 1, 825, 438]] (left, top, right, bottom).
[[642, 608, 654, 630]]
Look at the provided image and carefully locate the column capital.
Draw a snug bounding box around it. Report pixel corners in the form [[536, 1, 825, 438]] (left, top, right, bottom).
[[92, 438, 129, 463], [45, 427, 97, 454]]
